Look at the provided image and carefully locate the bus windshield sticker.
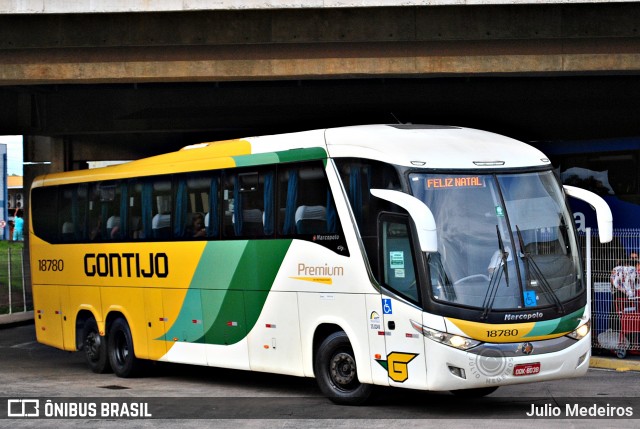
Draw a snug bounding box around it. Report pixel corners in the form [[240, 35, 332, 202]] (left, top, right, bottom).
[[495, 206, 505, 217], [523, 290, 537, 307], [390, 251, 405, 269]]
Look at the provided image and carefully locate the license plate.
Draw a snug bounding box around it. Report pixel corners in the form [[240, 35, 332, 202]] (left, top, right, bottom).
[[513, 362, 541, 376]]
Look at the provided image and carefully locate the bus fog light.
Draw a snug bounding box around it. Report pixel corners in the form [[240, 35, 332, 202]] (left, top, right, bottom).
[[448, 365, 466, 379], [577, 352, 588, 368], [566, 321, 590, 340]]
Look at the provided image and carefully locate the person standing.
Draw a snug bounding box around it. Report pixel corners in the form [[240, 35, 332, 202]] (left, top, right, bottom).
[[12, 209, 24, 241]]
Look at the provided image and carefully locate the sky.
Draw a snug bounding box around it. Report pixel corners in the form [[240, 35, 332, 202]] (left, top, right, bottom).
[[0, 135, 23, 176]]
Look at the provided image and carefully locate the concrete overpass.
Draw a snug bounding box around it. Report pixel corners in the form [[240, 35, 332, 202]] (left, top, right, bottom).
[[1, 1, 640, 177]]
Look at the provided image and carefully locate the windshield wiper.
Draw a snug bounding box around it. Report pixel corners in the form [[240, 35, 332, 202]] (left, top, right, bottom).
[[481, 226, 509, 320], [481, 264, 503, 320], [515, 225, 565, 314]]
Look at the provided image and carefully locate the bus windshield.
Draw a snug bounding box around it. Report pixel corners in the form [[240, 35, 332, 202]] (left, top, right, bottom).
[[409, 171, 582, 313]]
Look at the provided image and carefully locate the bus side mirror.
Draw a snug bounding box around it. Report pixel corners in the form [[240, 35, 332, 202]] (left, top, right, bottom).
[[563, 185, 613, 243], [370, 189, 438, 252]]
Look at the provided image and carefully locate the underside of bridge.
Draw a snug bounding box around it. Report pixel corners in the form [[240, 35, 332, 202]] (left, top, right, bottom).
[[1, 3, 640, 169]]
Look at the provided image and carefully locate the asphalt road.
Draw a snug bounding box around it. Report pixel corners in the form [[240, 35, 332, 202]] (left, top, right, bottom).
[[1, 323, 640, 428]]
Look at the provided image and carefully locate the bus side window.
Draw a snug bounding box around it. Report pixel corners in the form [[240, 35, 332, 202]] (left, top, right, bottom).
[[207, 174, 220, 238], [223, 169, 274, 238], [336, 159, 402, 280], [238, 172, 263, 236], [87, 183, 103, 241], [130, 178, 155, 240], [127, 180, 142, 240], [31, 186, 59, 243], [176, 173, 217, 239], [380, 214, 419, 303], [276, 161, 347, 254], [59, 185, 88, 243], [278, 162, 337, 236], [278, 168, 297, 235], [100, 182, 126, 241], [151, 178, 172, 240], [222, 173, 235, 237], [296, 165, 331, 234]]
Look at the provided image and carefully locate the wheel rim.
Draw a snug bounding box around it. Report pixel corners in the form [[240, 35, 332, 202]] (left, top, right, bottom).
[[85, 330, 101, 362], [329, 351, 357, 389]]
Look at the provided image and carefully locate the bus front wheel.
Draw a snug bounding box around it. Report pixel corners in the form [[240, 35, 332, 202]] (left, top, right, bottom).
[[107, 317, 143, 378], [82, 318, 111, 374], [314, 331, 372, 405]]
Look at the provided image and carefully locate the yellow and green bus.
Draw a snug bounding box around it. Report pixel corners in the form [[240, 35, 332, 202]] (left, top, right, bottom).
[[30, 125, 612, 404]]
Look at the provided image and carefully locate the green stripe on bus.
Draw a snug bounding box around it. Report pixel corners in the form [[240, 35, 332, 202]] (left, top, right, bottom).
[[523, 308, 584, 338], [162, 239, 292, 345], [232, 148, 327, 168], [232, 152, 280, 167], [275, 147, 327, 163]]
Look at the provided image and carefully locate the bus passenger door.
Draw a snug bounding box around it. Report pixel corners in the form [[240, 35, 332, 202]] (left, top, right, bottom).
[[379, 214, 428, 389]]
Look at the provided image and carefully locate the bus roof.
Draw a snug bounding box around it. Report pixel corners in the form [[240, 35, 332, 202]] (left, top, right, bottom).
[[34, 124, 550, 187], [247, 124, 551, 170]]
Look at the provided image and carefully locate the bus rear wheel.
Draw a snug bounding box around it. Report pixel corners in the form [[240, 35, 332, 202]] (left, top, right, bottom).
[[82, 318, 111, 374], [314, 331, 372, 405], [107, 317, 143, 378]]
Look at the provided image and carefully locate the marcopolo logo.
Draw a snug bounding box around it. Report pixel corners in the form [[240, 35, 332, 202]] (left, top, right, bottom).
[[504, 312, 543, 321]]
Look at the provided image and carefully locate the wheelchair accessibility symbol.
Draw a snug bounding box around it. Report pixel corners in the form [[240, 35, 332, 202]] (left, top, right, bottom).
[[382, 298, 393, 315], [523, 291, 537, 307]]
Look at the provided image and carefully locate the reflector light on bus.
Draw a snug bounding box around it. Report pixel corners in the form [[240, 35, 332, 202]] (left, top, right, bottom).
[[473, 161, 505, 166]]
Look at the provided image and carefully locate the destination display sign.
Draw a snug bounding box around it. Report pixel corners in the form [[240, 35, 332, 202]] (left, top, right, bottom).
[[425, 176, 485, 189]]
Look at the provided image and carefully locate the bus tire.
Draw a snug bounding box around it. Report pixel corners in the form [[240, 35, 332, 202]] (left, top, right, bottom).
[[450, 386, 499, 397], [82, 318, 111, 374], [314, 331, 372, 405], [107, 317, 143, 378]]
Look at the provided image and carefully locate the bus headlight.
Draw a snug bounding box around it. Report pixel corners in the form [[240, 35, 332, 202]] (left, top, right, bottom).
[[410, 320, 481, 351], [566, 320, 590, 340]]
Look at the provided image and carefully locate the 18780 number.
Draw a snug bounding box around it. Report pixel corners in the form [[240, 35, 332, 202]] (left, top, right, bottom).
[[38, 259, 64, 272], [486, 329, 519, 338]]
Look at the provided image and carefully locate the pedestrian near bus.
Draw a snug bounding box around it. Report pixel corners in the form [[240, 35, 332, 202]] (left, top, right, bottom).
[[12, 209, 24, 241]]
